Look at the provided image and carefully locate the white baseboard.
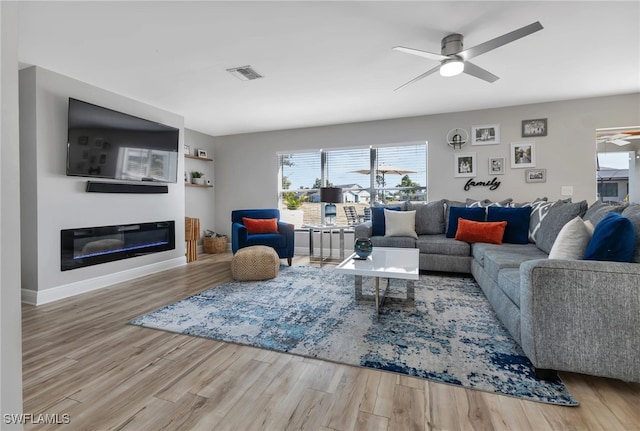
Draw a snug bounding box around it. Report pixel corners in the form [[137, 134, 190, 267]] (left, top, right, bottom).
[[22, 257, 186, 305]]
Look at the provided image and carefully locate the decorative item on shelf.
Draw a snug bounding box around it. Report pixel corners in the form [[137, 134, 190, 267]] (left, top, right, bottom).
[[320, 187, 342, 225], [191, 171, 205, 185], [197, 149, 208, 158], [206, 179, 212, 186], [446, 128, 469, 149], [184, 145, 191, 156], [354, 237, 373, 259], [203, 230, 228, 254]]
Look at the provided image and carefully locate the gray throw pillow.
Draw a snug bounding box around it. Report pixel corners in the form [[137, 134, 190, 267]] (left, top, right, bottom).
[[583, 201, 622, 227], [535, 200, 589, 254], [411, 200, 446, 235], [526, 199, 554, 242], [621, 204, 640, 263], [465, 198, 513, 208]]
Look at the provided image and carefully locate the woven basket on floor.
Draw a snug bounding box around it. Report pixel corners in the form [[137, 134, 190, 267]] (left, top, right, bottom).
[[204, 236, 228, 254]]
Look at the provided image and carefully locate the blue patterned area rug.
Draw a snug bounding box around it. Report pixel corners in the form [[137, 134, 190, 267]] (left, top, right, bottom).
[[130, 265, 578, 406]]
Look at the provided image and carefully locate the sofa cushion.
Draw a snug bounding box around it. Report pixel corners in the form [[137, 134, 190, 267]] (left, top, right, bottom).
[[526, 198, 557, 242], [370, 235, 416, 248], [445, 207, 486, 238], [466, 198, 513, 208], [384, 209, 417, 239], [471, 242, 545, 267], [583, 201, 626, 226], [371, 206, 401, 236], [416, 234, 470, 257], [497, 268, 521, 308], [486, 206, 531, 244], [455, 219, 507, 244], [444, 199, 465, 233], [548, 216, 594, 260], [621, 204, 640, 263], [584, 212, 636, 262], [535, 200, 588, 254], [407, 200, 446, 235], [483, 248, 548, 283], [246, 233, 286, 249]]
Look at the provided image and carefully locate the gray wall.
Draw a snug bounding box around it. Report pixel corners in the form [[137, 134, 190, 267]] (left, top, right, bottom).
[[213, 93, 640, 238], [19, 66, 187, 304], [184, 129, 216, 243], [1, 1, 23, 426]]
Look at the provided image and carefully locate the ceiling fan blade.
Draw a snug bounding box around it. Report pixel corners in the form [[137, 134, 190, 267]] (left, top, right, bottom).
[[393, 46, 448, 62], [612, 139, 631, 146], [458, 21, 543, 61], [462, 61, 499, 83], [394, 64, 441, 91]]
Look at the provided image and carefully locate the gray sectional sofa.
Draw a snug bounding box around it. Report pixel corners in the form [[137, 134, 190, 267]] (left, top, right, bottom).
[[354, 199, 640, 383]]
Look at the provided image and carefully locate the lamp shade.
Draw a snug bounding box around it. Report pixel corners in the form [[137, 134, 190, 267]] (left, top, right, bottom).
[[320, 187, 342, 203]]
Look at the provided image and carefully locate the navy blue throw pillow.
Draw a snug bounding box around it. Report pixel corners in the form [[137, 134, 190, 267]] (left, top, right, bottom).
[[371, 206, 401, 236], [446, 207, 486, 238], [584, 212, 635, 262], [487, 206, 531, 244]]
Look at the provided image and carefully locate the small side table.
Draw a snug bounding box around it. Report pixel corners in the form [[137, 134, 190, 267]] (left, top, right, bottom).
[[302, 224, 352, 266]]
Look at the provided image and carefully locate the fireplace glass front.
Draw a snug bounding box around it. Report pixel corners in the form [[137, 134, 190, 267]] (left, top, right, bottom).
[[61, 221, 175, 271]]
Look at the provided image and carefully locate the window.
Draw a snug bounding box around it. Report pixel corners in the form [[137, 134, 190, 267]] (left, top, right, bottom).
[[278, 143, 427, 225], [597, 182, 618, 198]]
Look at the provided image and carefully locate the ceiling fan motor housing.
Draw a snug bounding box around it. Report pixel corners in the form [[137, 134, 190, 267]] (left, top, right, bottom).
[[441, 34, 464, 55]]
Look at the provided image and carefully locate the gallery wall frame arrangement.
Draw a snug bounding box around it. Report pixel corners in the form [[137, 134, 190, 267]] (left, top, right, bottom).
[[454, 152, 477, 178], [472, 124, 500, 146], [510, 142, 536, 169], [525, 168, 547, 183], [488, 157, 505, 175], [522, 118, 547, 137]]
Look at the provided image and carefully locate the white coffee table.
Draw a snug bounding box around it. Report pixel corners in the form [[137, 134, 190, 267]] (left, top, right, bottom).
[[335, 247, 419, 314]]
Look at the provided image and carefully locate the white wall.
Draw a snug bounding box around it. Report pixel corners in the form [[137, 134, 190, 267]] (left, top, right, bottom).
[[184, 129, 216, 243], [1, 1, 24, 426], [19, 66, 187, 305], [213, 93, 640, 238]]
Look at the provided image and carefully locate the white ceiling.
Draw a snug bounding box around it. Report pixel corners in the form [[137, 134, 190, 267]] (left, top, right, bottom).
[[17, 1, 640, 137]]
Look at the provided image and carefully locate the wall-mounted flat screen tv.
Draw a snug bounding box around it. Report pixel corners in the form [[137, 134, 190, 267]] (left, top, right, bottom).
[[67, 98, 179, 183]]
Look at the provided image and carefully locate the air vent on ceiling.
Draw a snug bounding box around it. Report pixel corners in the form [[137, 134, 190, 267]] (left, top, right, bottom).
[[226, 65, 263, 81]]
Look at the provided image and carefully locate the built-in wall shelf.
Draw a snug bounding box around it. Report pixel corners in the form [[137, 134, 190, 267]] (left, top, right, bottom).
[[185, 183, 213, 188], [184, 155, 213, 162]]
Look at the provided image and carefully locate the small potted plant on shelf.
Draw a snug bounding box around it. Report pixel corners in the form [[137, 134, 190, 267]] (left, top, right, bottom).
[[190, 171, 205, 185]]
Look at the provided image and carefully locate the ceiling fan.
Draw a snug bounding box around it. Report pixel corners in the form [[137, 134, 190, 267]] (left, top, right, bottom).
[[597, 131, 640, 146], [393, 21, 543, 90]]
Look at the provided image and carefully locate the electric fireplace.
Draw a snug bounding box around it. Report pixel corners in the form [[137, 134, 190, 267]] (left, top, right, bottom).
[[61, 221, 175, 271]]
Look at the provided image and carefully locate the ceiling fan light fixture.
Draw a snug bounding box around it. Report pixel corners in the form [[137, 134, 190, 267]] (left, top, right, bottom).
[[440, 59, 464, 77]]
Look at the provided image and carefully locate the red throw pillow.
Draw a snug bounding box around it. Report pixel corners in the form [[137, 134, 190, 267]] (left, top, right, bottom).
[[242, 217, 279, 234], [455, 218, 507, 244]]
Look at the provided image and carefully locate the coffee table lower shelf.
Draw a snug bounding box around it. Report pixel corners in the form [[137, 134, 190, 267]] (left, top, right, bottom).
[[335, 247, 419, 315]]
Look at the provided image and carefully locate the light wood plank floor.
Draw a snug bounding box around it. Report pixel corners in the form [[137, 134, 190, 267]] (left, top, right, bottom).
[[22, 253, 640, 430]]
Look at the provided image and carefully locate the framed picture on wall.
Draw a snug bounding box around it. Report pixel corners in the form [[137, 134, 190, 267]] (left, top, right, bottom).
[[510, 142, 536, 168], [488, 157, 505, 175], [525, 168, 546, 183], [522, 118, 547, 137], [197, 149, 208, 158], [472, 124, 500, 145], [454, 153, 476, 178]]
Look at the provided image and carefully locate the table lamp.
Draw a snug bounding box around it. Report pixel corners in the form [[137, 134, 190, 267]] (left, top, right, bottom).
[[320, 187, 342, 225]]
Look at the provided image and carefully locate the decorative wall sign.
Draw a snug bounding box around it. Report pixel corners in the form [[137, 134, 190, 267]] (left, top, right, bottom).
[[522, 118, 547, 137], [454, 153, 476, 178], [510, 142, 536, 168], [525, 168, 546, 183], [472, 124, 500, 145], [464, 177, 501, 191], [488, 157, 505, 175], [447, 128, 469, 149]]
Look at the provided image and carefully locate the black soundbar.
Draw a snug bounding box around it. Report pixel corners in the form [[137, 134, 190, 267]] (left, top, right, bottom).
[[86, 181, 169, 194]]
